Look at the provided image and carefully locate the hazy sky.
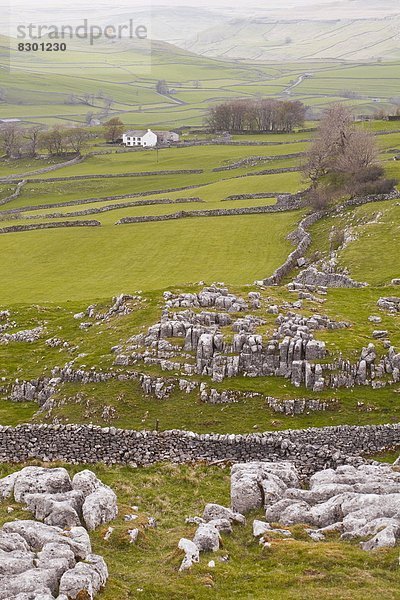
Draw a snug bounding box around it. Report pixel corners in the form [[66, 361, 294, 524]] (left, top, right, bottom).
[[2, 0, 368, 10], [4, 0, 399, 15], [3, 0, 399, 36]]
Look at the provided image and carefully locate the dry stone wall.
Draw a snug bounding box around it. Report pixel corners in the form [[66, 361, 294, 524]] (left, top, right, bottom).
[[260, 190, 400, 288], [29, 169, 204, 183], [20, 198, 204, 220], [1, 193, 206, 216], [116, 203, 300, 225], [0, 220, 101, 235], [0, 423, 399, 477], [0, 180, 26, 207], [0, 154, 85, 181], [261, 211, 325, 286]]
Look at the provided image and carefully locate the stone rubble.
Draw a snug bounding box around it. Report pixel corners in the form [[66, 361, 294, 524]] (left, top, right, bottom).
[[294, 266, 367, 289], [178, 502, 246, 571], [0, 327, 45, 345], [378, 297, 400, 313], [84, 293, 143, 322]]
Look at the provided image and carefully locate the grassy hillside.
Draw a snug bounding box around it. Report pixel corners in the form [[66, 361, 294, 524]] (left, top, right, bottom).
[[188, 18, 400, 62], [0, 461, 399, 600], [1, 13, 400, 599], [2, 31, 400, 128], [0, 121, 398, 301], [308, 199, 400, 285], [0, 121, 399, 437]]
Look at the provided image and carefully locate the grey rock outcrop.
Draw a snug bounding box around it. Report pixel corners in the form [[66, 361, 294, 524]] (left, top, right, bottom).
[[232, 462, 400, 551], [295, 266, 367, 289], [0, 467, 116, 598], [0, 521, 101, 599], [231, 462, 299, 514], [81, 485, 118, 531], [0, 327, 45, 345], [58, 554, 108, 600]]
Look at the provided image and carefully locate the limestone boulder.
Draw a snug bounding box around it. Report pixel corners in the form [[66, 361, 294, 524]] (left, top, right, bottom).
[[253, 520, 271, 537], [58, 554, 108, 600], [0, 531, 30, 553], [202, 503, 245, 525], [0, 472, 19, 500], [0, 549, 35, 577], [12, 467, 72, 503], [207, 518, 233, 534], [82, 485, 118, 531], [24, 490, 84, 529], [193, 523, 220, 552], [0, 568, 59, 600], [231, 462, 299, 514], [71, 470, 103, 497]]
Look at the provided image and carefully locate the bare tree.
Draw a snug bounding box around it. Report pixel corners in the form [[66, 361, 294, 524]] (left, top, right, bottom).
[[303, 103, 391, 201], [81, 93, 95, 106], [0, 123, 21, 157], [303, 104, 354, 185], [65, 94, 79, 105], [334, 129, 378, 175], [103, 117, 124, 143], [276, 100, 306, 133], [103, 96, 114, 115], [24, 125, 43, 157], [156, 80, 169, 95], [305, 187, 332, 212], [39, 127, 67, 156], [302, 137, 333, 187], [63, 127, 90, 154]]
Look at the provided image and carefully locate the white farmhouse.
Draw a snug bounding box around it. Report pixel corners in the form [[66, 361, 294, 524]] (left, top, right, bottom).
[[122, 128, 158, 148]]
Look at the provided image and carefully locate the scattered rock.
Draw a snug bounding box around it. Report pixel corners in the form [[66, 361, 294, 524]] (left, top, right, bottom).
[[193, 523, 220, 552], [178, 538, 199, 571], [253, 520, 271, 537]]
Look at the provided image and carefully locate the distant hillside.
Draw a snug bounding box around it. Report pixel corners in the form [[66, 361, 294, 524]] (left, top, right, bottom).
[[132, 2, 400, 62], [182, 14, 400, 62]]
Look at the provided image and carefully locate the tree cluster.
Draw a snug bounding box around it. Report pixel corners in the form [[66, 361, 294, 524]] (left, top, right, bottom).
[[156, 80, 170, 95], [206, 99, 306, 133], [0, 124, 91, 158], [302, 104, 396, 210]]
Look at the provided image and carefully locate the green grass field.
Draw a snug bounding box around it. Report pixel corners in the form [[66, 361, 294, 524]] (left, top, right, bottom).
[[0, 211, 299, 303]]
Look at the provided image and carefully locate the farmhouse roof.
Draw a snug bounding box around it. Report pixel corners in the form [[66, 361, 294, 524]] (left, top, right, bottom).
[[124, 129, 152, 137]]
